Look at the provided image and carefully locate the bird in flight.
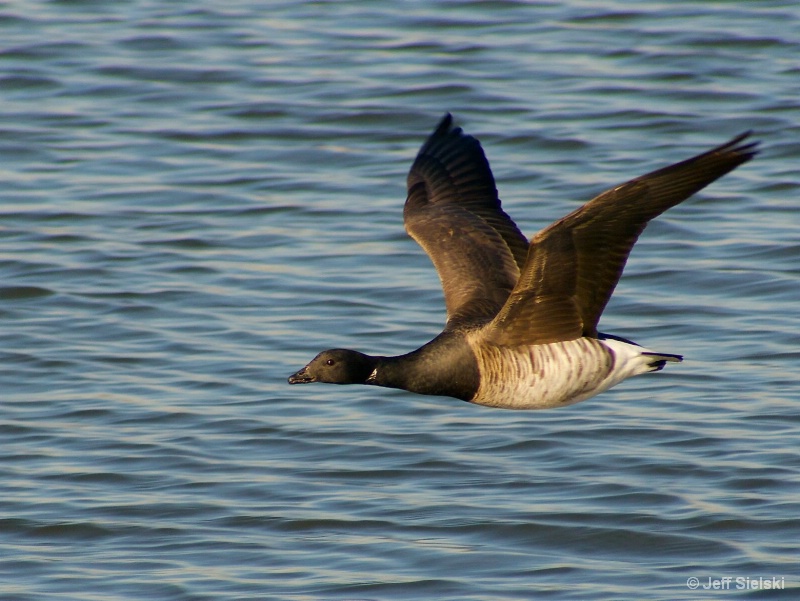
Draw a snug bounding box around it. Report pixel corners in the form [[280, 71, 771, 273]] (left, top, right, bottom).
[[289, 114, 757, 409]]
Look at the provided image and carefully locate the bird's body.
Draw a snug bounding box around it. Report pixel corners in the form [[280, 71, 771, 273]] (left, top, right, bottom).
[[289, 115, 757, 409], [467, 335, 676, 409]]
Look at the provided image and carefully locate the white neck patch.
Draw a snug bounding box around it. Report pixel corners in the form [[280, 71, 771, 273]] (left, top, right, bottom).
[[366, 367, 378, 384]]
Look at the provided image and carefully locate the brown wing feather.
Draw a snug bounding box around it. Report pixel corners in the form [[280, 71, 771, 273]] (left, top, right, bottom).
[[487, 132, 759, 345], [404, 114, 529, 328]]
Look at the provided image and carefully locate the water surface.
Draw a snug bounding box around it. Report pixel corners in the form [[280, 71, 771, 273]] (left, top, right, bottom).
[[1, 1, 799, 599]]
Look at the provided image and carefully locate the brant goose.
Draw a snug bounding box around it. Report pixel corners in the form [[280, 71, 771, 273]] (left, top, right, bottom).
[[289, 115, 757, 409]]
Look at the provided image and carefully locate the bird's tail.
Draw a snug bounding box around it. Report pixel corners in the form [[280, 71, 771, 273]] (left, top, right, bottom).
[[641, 351, 683, 372]]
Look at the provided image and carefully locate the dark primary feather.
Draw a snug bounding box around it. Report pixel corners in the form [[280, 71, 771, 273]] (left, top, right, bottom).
[[404, 113, 529, 327], [486, 132, 759, 346]]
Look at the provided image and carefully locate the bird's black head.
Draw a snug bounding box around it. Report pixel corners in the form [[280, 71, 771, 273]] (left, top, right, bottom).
[[288, 349, 376, 385]]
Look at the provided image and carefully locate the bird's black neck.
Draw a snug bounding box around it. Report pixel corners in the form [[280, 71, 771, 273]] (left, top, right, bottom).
[[365, 333, 480, 401]]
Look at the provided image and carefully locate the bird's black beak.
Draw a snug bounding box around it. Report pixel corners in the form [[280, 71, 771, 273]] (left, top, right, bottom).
[[288, 366, 314, 384]]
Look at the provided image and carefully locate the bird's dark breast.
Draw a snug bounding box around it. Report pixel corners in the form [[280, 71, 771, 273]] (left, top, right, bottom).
[[402, 333, 481, 402]]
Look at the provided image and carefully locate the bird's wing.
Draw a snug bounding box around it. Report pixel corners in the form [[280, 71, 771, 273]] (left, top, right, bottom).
[[485, 132, 759, 346], [404, 114, 530, 328]]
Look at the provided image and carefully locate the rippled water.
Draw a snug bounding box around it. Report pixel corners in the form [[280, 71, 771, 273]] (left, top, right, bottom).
[[1, 1, 799, 599]]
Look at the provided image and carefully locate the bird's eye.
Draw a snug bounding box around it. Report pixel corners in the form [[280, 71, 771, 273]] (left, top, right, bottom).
[[325, 359, 335, 366]]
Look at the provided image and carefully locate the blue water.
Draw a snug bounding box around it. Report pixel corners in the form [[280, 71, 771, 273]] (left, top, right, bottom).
[[1, 1, 798, 599]]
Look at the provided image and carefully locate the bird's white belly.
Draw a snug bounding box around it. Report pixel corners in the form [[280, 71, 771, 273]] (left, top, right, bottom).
[[469, 336, 651, 409]]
